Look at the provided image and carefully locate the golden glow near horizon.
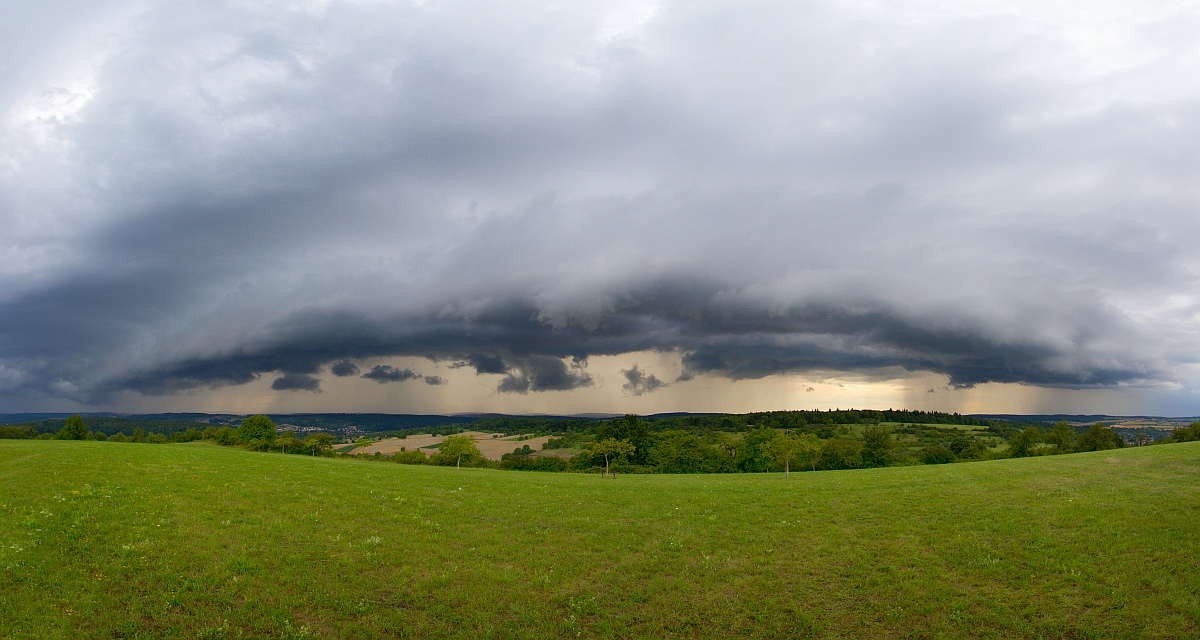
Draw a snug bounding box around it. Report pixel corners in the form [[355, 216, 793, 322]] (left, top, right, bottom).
[[101, 351, 1155, 416]]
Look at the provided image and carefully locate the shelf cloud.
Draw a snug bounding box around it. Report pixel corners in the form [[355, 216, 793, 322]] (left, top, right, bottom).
[[1, 0, 1197, 411]]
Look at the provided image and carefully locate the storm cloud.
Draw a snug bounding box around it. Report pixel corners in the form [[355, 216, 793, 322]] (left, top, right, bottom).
[[1, 1, 1198, 410], [271, 373, 321, 392], [622, 365, 667, 396], [361, 366, 421, 384]]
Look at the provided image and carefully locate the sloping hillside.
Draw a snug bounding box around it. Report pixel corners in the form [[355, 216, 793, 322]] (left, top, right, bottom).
[[2, 441, 1197, 638]]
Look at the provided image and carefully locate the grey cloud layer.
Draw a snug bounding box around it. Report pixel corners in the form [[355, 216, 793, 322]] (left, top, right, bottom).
[[1, 1, 1197, 408]]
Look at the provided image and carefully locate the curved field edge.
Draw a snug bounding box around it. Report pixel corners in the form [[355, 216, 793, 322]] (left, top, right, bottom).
[[0, 441, 1197, 639]]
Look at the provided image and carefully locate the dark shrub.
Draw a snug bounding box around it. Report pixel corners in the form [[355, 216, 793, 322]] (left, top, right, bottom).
[[1007, 427, 1043, 458], [919, 446, 956, 465], [500, 456, 569, 472], [0, 425, 38, 439], [57, 415, 89, 440], [860, 426, 895, 467], [818, 438, 863, 470], [393, 449, 427, 463], [1077, 423, 1122, 451]]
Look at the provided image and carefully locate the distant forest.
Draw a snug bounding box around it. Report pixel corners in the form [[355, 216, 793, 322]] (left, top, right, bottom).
[[4, 409, 1033, 440], [0, 409, 1172, 445]]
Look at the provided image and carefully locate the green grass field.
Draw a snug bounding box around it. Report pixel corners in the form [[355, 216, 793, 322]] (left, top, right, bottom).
[[2, 441, 1198, 639]]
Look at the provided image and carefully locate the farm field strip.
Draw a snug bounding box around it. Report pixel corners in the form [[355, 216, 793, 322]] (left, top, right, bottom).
[[353, 432, 554, 461]]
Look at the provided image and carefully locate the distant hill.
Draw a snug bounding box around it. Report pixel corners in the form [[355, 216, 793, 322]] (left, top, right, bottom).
[[263, 413, 475, 432], [0, 412, 216, 425], [0, 413, 119, 424], [972, 414, 1200, 423]]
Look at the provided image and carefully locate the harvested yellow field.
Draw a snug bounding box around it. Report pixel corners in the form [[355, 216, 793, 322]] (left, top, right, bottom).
[[473, 435, 553, 461], [350, 432, 554, 461], [353, 434, 446, 456]]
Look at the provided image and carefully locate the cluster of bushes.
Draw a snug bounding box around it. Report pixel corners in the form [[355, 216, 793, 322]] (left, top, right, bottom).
[[0, 425, 39, 439], [1170, 422, 1200, 442], [499, 455, 570, 471], [557, 418, 914, 474], [502, 444, 537, 458], [7, 416, 218, 438], [1004, 421, 1126, 457], [896, 423, 996, 457], [562, 416, 1198, 475]]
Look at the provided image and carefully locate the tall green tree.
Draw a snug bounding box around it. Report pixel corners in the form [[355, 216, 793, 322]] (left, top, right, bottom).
[[919, 446, 956, 464], [1008, 427, 1043, 457], [818, 438, 863, 470], [763, 434, 801, 476], [596, 415, 649, 463], [1045, 421, 1075, 454], [793, 432, 821, 471], [591, 438, 636, 477], [276, 431, 302, 454], [738, 427, 781, 472], [1077, 423, 1122, 451], [57, 415, 89, 440], [435, 435, 482, 468], [646, 433, 719, 473], [211, 427, 238, 445], [860, 425, 895, 467], [303, 433, 334, 456], [238, 415, 277, 449]]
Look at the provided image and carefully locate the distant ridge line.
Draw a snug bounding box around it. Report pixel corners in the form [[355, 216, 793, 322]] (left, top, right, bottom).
[[970, 414, 1200, 422], [6, 411, 1197, 427]]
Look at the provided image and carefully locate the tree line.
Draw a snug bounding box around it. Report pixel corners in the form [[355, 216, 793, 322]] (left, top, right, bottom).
[[0, 408, 1036, 441], [3, 416, 216, 438], [12, 413, 1199, 477], [347, 415, 1197, 475], [16, 414, 338, 455]]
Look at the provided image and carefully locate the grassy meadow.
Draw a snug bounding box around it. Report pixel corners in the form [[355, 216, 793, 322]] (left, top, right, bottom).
[[2, 440, 1198, 639]]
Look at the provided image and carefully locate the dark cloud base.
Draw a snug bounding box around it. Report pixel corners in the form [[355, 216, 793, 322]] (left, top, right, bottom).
[[271, 373, 320, 392], [98, 276, 1157, 400]]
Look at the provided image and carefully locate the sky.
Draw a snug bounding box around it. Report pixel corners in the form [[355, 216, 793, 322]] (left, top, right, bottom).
[[2, 0, 1199, 416]]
